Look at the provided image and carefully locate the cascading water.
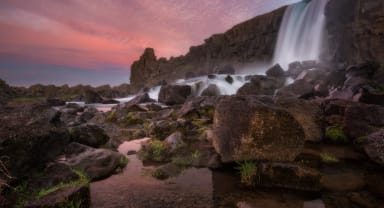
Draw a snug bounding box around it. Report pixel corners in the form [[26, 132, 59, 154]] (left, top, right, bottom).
[[273, 0, 328, 70]]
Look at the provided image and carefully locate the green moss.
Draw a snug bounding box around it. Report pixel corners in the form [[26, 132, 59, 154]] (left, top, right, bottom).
[[142, 121, 151, 137], [122, 112, 142, 126], [191, 150, 201, 159], [138, 140, 170, 162], [37, 169, 89, 199], [172, 156, 193, 166], [235, 160, 257, 186], [320, 153, 339, 163], [115, 156, 129, 173], [106, 111, 117, 122], [325, 126, 347, 143]]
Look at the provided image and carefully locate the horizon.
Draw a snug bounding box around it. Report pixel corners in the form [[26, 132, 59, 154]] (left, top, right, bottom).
[[0, 0, 300, 87]]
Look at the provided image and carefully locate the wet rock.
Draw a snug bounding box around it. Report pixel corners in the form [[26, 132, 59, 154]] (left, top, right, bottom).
[[64, 142, 126, 181], [266, 64, 285, 78], [258, 163, 320, 191], [213, 96, 306, 162], [150, 120, 179, 140], [359, 89, 384, 106], [164, 131, 185, 152], [151, 163, 182, 180], [287, 61, 305, 79], [78, 106, 98, 122], [302, 60, 317, 69], [69, 124, 109, 148], [237, 75, 282, 96], [201, 84, 221, 96], [125, 93, 154, 106], [25, 185, 90, 208], [225, 75, 234, 84], [207, 74, 216, 79], [101, 99, 120, 104], [158, 84, 192, 105], [276, 79, 314, 98], [217, 64, 235, 74], [185, 71, 197, 79], [179, 96, 221, 118], [127, 150, 137, 155], [321, 172, 365, 192], [364, 129, 384, 166]]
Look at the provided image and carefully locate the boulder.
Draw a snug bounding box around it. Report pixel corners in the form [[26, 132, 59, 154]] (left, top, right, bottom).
[[25, 185, 90, 208], [213, 96, 306, 163], [158, 84, 192, 105], [364, 129, 384, 166], [63, 142, 126, 181], [237, 75, 282, 96], [266, 64, 285, 78], [225, 75, 234, 84], [343, 103, 384, 139], [201, 84, 221, 96], [287, 61, 305, 79], [164, 131, 185, 152], [69, 124, 109, 148], [149, 120, 179, 140], [46, 98, 65, 106], [276, 79, 314, 98], [0, 104, 69, 178]]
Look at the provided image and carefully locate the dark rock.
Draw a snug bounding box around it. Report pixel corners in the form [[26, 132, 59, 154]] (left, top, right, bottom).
[[266, 64, 285, 78], [207, 74, 216, 79], [127, 150, 137, 155], [359, 89, 384, 106], [364, 129, 384, 166], [213, 96, 306, 163], [65, 103, 83, 110], [343, 103, 384, 139], [301, 60, 317, 69], [46, 98, 65, 106], [25, 185, 90, 208], [0, 104, 69, 178], [150, 120, 179, 140], [79, 107, 98, 122], [69, 124, 109, 148], [201, 84, 221, 96], [276, 79, 313, 98], [64, 142, 126, 181], [82, 89, 103, 104], [151, 163, 182, 180], [217, 64, 235, 74], [287, 61, 305, 79], [237, 75, 283, 95], [158, 85, 192, 105], [258, 163, 320, 191], [225, 75, 234, 84], [125, 93, 154, 106], [179, 96, 221, 118], [185, 71, 197, 79]]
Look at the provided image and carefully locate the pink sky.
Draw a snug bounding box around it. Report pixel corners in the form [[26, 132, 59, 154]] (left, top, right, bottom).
[[0, 0, 299, 86]]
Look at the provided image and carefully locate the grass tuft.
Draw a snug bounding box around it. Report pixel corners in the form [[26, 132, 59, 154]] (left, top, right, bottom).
[[235, 160, 257, 186]]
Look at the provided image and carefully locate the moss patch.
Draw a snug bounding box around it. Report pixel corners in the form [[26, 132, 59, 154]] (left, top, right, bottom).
[[325, 126, 347, 143], [320, 153, 339, 163]]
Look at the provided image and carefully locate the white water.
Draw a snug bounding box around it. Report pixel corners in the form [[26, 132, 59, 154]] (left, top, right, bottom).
[[273, 0, 327, 70]]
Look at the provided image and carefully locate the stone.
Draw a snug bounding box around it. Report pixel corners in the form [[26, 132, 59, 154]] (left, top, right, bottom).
[[258, 163, 320, 191], [213, 96, 306, 163], [225, 75, 234, 84], [0, 104, 69, 178], [150, 120, 179, 140], [25, 185, 90, 208], [266, 64, 285, 78], [201, 84, 221, 96], [276, 79, 314, 98], [164, 131, 185, 152], [158, 85, 192, 105], [364, 129, 384, 166], [46, 98, 65, 106], [69, 124, 109, 148], [287, 61, 305, 79], [151, 163, 182, 180], [63, 142, 126, 181], [237, 75, 283, 96]]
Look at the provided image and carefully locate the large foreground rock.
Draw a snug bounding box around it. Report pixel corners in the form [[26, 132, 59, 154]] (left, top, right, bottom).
[[364, 129, 384, 166], [213, 96, 306, 163], [69, 124, 109, 148], [63, 143, 126, 181], [0, 104, 69, 178]]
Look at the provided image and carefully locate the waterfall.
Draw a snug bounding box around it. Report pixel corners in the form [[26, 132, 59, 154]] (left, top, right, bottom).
[[273, 0, 328, 70]]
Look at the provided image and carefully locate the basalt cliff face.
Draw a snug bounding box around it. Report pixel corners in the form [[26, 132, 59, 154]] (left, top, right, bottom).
[[130, 0, 384, 92], [130, 6, 286, 92], [323, 0, 384, 65]]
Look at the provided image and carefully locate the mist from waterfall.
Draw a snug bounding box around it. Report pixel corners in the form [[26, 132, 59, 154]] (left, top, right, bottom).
[[273, 0, 328, 70]]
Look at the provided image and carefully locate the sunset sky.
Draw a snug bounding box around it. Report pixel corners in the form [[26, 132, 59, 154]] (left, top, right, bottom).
[[0, 0, 299, 86]]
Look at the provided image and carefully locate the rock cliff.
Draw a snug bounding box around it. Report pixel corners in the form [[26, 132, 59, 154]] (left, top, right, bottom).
[[130, 6, 287, 92], [323, 0, 384, 65]]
